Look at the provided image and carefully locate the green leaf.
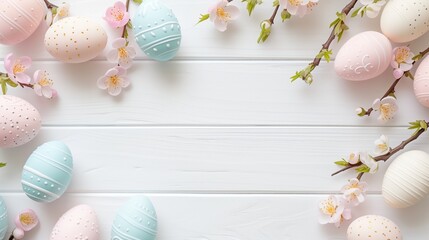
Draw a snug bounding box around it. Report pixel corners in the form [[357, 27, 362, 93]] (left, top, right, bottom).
[[133, 0, 143, 4], [356, 165, 370, 173], [244, 0, 262, 15], [127, 20, 133, 29], [272, 0, 279, 6], [0, 163, 6, 168], [351, 7, 362, 18], [51, 7, 58, 15], [257, 21, 272, 43], [404, 71, 414, 80], [197, 14, 210, 25], [290, 71, 303, 82], [413, 54, 423, 61], [334, 159, 349, 167], [316, 49, 333, 63], [1, 81, 7, 95], [329, 17, 340, 28], [5, 79, 17, 87], [123, 27, 129, 39], [356, 107, 367, 117], [281, 10, 292, 22]]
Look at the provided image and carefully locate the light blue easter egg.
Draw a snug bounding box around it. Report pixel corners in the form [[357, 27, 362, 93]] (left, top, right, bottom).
[[0, 197, 8, 240], [111, 196, 158, 240], [21, 141, 73, 203], [132, 0, 181, 62]]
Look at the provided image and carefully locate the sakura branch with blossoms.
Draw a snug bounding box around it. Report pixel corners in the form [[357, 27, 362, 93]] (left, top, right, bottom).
[[45, 2, 70, 27], [8, 209, 39, 240]]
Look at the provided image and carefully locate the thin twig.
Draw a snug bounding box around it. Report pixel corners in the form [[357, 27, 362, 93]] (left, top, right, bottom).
[[44, 0, 58, 9], [121, 0, 132, 39], [269, 5, 280, 24]]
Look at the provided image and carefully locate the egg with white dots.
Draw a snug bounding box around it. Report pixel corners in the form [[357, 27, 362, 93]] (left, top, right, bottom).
[[0, 95, 41, 148], [21, 141, 73, 203], [111, 196, 158, 240], [132, 0, 182, 62], [0, 197, 8, 240], [414, 56, 429, 107], [347, 215, 402, 240], [50, 205, 100, 240], [381, 0, 429, 43], [44, 16, 108, 63]]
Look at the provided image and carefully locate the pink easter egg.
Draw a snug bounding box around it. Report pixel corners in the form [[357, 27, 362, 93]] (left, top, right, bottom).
[[50, 205, 100, 240], [414, 56, 429, 107], [334, 31, 392, 81], [0, 0, 46, 45], [0, 95, 41, 148]]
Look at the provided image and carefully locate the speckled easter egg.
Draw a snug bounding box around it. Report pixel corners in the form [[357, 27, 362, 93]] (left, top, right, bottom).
[[111, 196, 158, 240], [0, 197, 8, 240], [21, 141, 73, 203], [334, 31, 392, 81], [44, 16, 107, 63], [414, 56, 429, 107], [0, 95, 41, 148], [347, 215, 401, 240], [50, 205, 99, 240], [0, 0, 45, 45], [132, 0, 181, 62], [382, 150, 429, 208], [381, 0, 429, 43]]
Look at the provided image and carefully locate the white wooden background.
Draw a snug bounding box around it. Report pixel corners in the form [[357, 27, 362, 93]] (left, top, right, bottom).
[[1, 0, 429, 239]]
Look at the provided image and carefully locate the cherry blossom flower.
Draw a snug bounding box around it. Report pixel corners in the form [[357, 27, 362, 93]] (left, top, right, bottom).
[[374, 135, 389, 155], [358, 0, 386, 18], [4, 53, 32, 84], [319, 195, 352, 227], [104, 1, 130, 28], [347, 152, 360, 164], [391, 46, 415, 79], [360, 153, 378, 174], [32, 70, 57, 99], [107, 38, 136, 69], [97, 66, 130, 96], [341, 178, 367, 206], [45, 3, 70, 26], [372, 96, 398, 122], [279, 0, 318, 17], [15, 209, 39, 232], [209, 0, 239, 32]]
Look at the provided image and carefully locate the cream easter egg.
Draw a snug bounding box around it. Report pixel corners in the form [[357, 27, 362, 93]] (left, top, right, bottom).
[[347, 215, 401, 240], [50, 205, 99, 240], [382, 150, 429, 208], [414, 56, 429, 107], [381, 0, 429, 43], [334, 31, 392, 81], [133, 0, 182, 62], [0, 0, 45, 45], [44, 16, 107, 63], [0, 197, 8, 240], [21, 141, 73, 203], [0, 95, 41, 148]]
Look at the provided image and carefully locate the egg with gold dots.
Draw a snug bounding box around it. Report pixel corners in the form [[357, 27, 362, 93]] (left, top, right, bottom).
[[347, 215, 402, 240], [44, 16, 108, 63]]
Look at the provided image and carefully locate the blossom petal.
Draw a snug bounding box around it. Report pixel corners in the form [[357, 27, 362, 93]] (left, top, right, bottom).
[[19, 56, 32, 68], [115, 66, 127, 76], [121, 77, 130, 88], [33, 84, 42, 96], [113, 1, 127, 12], [15, 73, 31, 84], [112, 38, 127, 49], [106, 68, 119, 77], [108, 85, 122, 96], [125, 46, 137, 58], [224, 5, 240, 20], [42, 87, 53, 99], [107, 49, 119, 63], [214, 18, 228, 32], [97, 76, 108, 90]]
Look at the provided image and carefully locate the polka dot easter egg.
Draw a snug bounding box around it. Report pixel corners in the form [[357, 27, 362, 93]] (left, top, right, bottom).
[[132, 0, 182, 62], [414, 56, 429, 108], [44, 16, 108, 63], [0, 95, 41, 148], [50, 205, 100, 240], [0, 0, 45, 45], [111, 196, 158, 240], [21, 141, 73, 203], [0, 197, 8, 240], [347, 215, 402, 240]]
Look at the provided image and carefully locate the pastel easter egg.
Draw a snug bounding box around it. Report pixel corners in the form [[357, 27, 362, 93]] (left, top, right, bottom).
[[0, 0, 45, 45], [381, 0, 429, 43], [382, 150, 429, 208], [111, 196, 158, 240], [414, 56, 429, 107], [0, 197, 8, 240], [334, 31, 392, 81], [132, 0, 181, 62], [347, 215, 402, 240], [44, 16, 107, 63], [21, 141, 73, 203], [50, 205, 99, 240], [0, 95, 41, 148]]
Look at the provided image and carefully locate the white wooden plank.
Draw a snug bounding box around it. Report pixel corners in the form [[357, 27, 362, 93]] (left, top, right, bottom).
[[3, 61, 427, 126], [1, 126, 428, 192], [0, 193, 427, 239]]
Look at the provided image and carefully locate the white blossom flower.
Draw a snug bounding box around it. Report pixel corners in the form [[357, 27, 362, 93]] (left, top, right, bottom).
[[319, 195, 352, 228], [32, 70, 57, 99], [107, 38, 136, 69], [360, 153, 378, 174], [372, 96, 398, 122], [209, 0, 239, 32], [374, 135, 389, 155], [341, 178, 367, 206], [279, 0, 319, 17], [347, 152, 360, 164], [97, 66, 130, 96], [53, 3, 70, 23], [358, 0, 386, 18], [391, 46, 415, 79]]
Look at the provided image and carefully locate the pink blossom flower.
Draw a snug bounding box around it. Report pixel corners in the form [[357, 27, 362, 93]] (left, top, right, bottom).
[[32, 70, 57, 99], [107, 38, 136, 69], [97, 66, 130, 96], [104, 1, 130, 28], [4, 53, 32, 84], [279, 0, 318, 17], [341, 178, 367, 206], [209, 0, 239, 32], [372, 96, 398, 122], [391, 46, 415, 79], [319, 195, 351, 228], [15, 209, 38, 232]]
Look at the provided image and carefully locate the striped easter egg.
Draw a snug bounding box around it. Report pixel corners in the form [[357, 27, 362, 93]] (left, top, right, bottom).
[[0, 197, 8, 240], [111, 196, 158, 240], [21, 141, 73, 203], [132, 0, 181, 62], [414, 56, 429, 107]]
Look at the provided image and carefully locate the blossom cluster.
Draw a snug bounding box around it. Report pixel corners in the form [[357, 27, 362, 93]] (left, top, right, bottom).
[[10, 209, 39, 239]]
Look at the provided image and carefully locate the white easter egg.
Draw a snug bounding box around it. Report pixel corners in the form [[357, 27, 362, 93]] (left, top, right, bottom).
[[380, 0, 429, 43], [0, 197, 8, 240], [0, 95, 41, 148], [347, 215, 402, 240], [44, 17, 107, 63], [50, 205, 99, 240], [382, 150, 429, 208], [414, 56, 429, 107], [334, 31, 392, 81]]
